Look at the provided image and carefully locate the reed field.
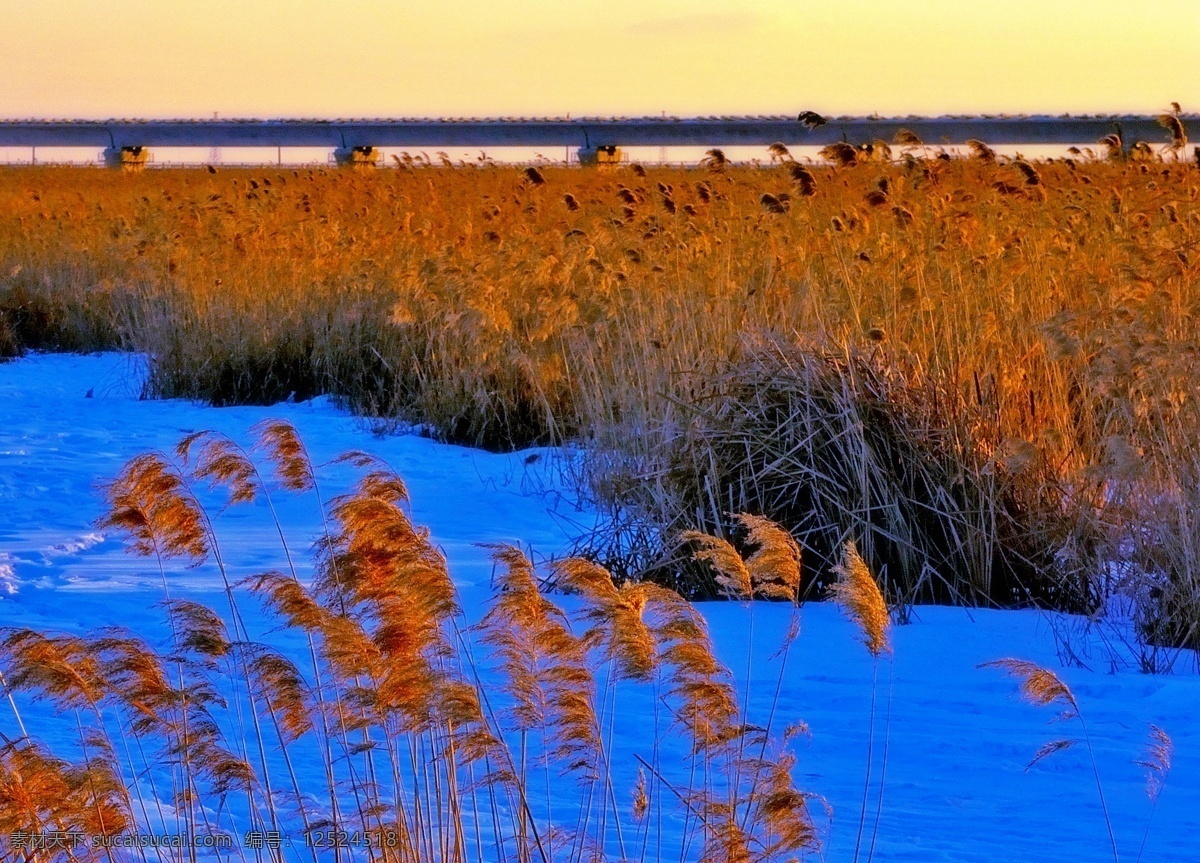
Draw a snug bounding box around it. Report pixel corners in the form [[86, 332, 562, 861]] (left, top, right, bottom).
[[1, 142, 1198, 642]]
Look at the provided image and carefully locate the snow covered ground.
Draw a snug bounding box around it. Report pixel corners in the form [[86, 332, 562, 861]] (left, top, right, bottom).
[[1, 352, 1197, 862]]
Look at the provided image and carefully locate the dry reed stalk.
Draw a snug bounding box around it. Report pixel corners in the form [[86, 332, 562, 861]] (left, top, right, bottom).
[[680, 514, 805, 829], [126, 445, 287, 836], [101, 440, 345, 850], [1134, 724, 1173, 863], [982, 658, 1119, 863], [827, 540, 893, 862], [186, 426, 367, 847], [476, 545, 605, 863]]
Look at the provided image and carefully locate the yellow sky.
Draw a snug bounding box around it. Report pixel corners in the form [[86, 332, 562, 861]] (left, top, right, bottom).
[[2, 0, 1196, 118]]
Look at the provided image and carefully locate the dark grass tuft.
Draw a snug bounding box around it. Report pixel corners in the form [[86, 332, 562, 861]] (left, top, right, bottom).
[[580, 338, 1100, 612]]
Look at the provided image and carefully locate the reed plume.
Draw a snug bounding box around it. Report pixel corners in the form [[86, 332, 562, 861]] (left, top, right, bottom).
[[1134, 724, 1173, 863], [703, 149, 729, 171], [245, 571, 328, 635], [631, 768, 649, 822], [760, 193, 789, 214], [684, 514, 802, 602], [1136, 724, 1173, 802], [966, 139, 995, 161], [819, 142, 858, 167], [253, 418, 316, 492], [788, 163, 817, 195], [97, 453, 209, 564], [653, 596, 739, 750], [830, 541, 890, 657], [0, 629, 106, 711], [699, 806, 751, 863], [89, 632, 176, 725], [1158, 112, 1187, 153], [1101, 129, 1124, 161], [1014, 160, 1042, 186], [980, 658, 1077, 715], [177, 430, 259, 505], [244, 645, 314, 743], [478, 544, 601, 776], [682, 530, 753, 599], [828, 540, 892, 862], [555, 558, 661, 682], [737, 514, 802, 603], [751, 750, 818, 859]]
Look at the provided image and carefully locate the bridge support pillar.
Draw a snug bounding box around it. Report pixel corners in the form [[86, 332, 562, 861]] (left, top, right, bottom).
[[103, 146, 150, 171], [577, 145, 624, 166], [334, 146, 381, 168]]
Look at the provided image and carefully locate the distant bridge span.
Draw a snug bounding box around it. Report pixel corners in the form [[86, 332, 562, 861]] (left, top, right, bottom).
[[0, 114, 1190, 150]]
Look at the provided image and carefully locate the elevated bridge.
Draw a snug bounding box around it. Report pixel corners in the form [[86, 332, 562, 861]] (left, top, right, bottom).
[[0, 114, 1190, 167]]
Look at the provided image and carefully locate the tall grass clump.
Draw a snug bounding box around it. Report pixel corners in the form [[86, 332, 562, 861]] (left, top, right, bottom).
[[580, 335, 1098, 610]]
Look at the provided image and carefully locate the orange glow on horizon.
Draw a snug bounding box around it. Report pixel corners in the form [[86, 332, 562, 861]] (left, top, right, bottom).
[[2, 0, 1196, 118]]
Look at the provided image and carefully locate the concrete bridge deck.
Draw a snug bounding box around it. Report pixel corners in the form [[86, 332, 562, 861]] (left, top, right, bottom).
[[0, 114, 1191, 150]]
